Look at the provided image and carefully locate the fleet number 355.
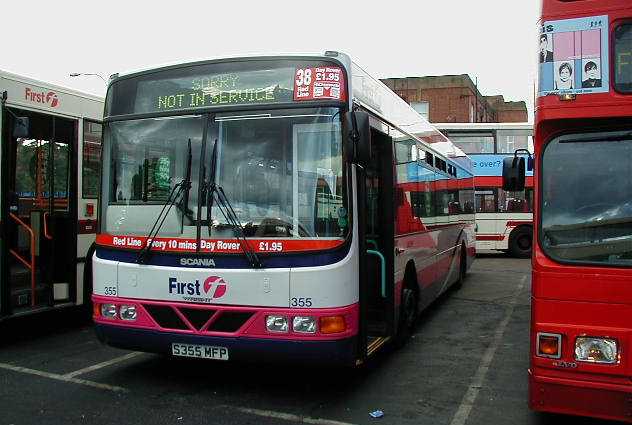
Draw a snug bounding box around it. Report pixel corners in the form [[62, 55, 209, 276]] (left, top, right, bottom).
[[291, 297, 313, 307], [104, 286, 117, 296]]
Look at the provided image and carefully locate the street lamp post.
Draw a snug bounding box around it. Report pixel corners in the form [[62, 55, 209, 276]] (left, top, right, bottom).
[[69, 73, 107, 84]]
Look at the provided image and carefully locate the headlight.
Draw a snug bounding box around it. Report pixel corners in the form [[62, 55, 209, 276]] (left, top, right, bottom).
[[265, 315, 288, 333], [292, 316, 317, 333], [119, 305, 137, 321], [101, 303, 117, 319], [575, 337, 618, 364]]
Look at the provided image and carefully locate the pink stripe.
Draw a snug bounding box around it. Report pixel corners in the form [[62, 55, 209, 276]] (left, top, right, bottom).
[[476, 235, 505, 241], [93, 295, 358, 341]]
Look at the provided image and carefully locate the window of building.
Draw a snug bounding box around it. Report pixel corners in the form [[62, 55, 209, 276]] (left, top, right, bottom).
[[411, 101, 429, 120]]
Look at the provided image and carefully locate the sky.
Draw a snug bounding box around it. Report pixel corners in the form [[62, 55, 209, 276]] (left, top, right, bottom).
[[2, 0, 540, 120]]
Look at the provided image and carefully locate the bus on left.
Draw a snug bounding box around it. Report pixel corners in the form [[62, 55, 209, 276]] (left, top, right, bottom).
[[0, 70, 103, 320]]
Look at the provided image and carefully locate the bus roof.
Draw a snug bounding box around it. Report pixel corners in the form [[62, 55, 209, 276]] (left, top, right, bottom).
[[348, 61, 469, 166], [107, 52, 469, 170], [109, 51, 349, 80], [434, 122, 533, 131], [1, 69, 104, 120], [541, 0, 631, 18]]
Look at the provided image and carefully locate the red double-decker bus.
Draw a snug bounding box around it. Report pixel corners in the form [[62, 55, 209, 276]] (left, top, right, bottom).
[[508, 0, 632, 421]]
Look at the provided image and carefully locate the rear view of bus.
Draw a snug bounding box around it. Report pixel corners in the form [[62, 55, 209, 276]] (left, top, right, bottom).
[[528, 0, 632, 421], [92, 53, 475, 366]]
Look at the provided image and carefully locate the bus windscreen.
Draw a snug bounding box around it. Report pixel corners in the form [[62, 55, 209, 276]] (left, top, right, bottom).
[[541, 132, 632, 265], [105, 59, 346, 117]]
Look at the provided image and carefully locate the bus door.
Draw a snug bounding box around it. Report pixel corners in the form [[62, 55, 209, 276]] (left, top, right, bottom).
[[360, 128, 395, 356], [2, 109, 76, 313]]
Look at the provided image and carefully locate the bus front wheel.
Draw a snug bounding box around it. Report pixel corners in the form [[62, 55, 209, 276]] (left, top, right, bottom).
[[394, 284, 418, 347], [508, 226, 532, 258]]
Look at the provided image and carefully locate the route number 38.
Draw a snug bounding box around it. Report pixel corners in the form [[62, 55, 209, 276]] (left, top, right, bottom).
[[295, 69, 312, 86]]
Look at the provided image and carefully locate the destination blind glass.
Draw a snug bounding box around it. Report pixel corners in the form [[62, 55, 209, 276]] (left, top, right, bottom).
[[615, 24, 632, 93], [105, 59, 346, 117]]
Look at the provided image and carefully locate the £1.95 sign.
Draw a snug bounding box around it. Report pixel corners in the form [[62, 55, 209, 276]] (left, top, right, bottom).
[[294, 67, 346, 101]]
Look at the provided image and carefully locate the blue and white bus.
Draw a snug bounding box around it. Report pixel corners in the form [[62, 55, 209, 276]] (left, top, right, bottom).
[[438, 123, 534, 257]]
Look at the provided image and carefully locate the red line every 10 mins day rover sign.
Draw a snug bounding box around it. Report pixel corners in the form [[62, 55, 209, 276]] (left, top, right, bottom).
[[293, 67, 346, 101]]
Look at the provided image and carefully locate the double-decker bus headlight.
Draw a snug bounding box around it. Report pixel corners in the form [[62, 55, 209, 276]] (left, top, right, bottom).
[[101, 304, 117, 319], [575, 337, 618, 364], [293, 316, 317, 333], [119, 305, 138, 321], [266, 315, 288, 333]]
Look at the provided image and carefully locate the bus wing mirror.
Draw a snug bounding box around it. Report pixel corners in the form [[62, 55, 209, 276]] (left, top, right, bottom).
[[502, 156, 526, 191], [12, 116, 30, 139], [527, 156, 534, 172], [344, 110, 371, 165]]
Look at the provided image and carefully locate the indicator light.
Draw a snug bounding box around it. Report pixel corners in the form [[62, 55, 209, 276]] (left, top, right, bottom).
[[537, 332, 561, 358], [319, 316, 346, 334]]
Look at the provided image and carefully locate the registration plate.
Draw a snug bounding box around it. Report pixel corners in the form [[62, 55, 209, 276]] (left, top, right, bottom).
[[171, 343, 229, 360]]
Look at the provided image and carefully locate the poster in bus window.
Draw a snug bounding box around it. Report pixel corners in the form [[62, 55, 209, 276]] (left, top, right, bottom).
[[538, 15, 609, 96]]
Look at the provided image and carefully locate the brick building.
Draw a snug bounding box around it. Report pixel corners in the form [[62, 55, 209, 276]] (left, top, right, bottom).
[[380, 75, 528, 123]]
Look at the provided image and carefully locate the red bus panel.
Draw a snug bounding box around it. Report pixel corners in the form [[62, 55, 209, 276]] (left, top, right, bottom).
[[532, 0, 632, 422]]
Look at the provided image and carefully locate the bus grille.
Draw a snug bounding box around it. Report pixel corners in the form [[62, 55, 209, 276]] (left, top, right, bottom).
[[143, 305, 189, 330], [179, 307, 216, 330], [142, 304, 254, 334], [206, 312, 254, 333]]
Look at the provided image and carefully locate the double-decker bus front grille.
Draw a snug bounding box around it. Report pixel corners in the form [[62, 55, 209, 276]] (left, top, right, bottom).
[[142, 304, 254, 334]]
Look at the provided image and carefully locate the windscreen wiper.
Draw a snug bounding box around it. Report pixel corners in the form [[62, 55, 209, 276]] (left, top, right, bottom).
[[196, 137, 207, 252], [206, 139, 218, 239], [136, 140, 193, 264], [179, 139, 194, 220], [206, 139, 262, 268]]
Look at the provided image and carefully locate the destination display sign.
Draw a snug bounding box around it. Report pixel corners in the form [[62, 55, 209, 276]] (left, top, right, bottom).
[[136, 68, 295, 113], [615, 23, 632, 93], [106, 60, 347, 117]]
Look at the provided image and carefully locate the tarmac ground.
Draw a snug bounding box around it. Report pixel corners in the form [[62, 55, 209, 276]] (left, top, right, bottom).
[[0, 252, 621, 424]]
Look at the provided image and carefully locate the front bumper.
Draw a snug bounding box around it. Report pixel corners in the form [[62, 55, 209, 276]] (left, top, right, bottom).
[[95, 323, 358, 365], [529, 369, 632, 423]]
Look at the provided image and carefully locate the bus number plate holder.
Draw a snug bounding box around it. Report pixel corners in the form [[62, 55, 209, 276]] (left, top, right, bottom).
[[171, 343, 229, 360]]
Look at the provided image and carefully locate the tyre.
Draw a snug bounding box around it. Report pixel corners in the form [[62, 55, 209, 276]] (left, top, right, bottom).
[[394, 284, 418, 347], [508, 226, 532, 258], [453, 246, 467, 290]]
